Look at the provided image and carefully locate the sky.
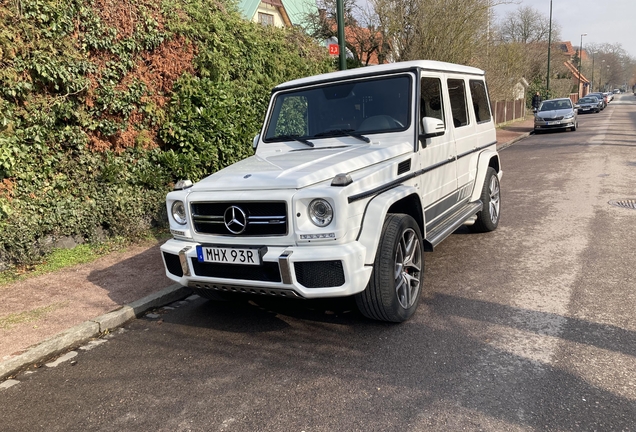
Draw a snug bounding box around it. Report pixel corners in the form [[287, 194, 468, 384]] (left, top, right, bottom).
[[493, 0, 636, 58]]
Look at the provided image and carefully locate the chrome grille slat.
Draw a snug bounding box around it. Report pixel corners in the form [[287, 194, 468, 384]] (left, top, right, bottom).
[[191, 201, 288, 236], [192, 215, 223, 220]]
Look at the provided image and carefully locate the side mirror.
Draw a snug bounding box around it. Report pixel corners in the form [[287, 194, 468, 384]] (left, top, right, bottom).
[[419, 117, 445, 146], [252, 134, 260, 150], [532, 107, 538, 113]]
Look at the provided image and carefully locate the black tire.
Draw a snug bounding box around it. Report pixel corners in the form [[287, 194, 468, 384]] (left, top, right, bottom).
[[355, 214, 424, 323], [469, 167, 501, 233]]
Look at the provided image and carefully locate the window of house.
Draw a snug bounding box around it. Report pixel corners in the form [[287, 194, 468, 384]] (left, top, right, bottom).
[[258, 13, 274, 26], [447, 78, 469, 128], [469, 80, 492, 123]]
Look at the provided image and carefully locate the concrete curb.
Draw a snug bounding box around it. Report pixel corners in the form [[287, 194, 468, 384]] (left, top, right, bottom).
[[0, 283, 191, 381]]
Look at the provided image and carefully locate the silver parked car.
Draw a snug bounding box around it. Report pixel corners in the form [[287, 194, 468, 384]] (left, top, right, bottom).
[[534, 98, 579, 133], [577, 96, 602, 113]]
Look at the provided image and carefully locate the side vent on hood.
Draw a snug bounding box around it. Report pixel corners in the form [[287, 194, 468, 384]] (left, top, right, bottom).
[[397, 159, 411, 175]]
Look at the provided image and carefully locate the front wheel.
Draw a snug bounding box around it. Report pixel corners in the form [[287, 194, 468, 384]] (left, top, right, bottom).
[[469, 167, 501, 233], [355, 214, 424, 322]]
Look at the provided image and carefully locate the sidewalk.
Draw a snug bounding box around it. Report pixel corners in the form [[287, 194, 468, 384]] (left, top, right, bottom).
[[0, 116, 535, 381], [495, 115, 535, 150]]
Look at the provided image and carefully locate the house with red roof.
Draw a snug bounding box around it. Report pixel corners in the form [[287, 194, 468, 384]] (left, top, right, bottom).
[[558, 41, 590, 97]]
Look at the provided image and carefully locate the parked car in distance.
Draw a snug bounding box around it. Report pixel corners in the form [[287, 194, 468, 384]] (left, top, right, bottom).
[[534, 98, 579, 132], [587, 92, 607, 109], [613, 89, 621, 94], [604, 91, 614, 102], [577, 96, 602, 113]]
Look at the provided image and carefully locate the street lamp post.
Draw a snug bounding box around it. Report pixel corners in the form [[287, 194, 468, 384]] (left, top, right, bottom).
[[546, 0, 553, 95], [577, 33, 587, 98], [599, 59, 605, 92], [336, 0, 346, 71], [591, 52, 595, 92]]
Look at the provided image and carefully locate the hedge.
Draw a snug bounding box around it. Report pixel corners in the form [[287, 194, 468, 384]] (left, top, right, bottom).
[[0, 0, 332, 267]]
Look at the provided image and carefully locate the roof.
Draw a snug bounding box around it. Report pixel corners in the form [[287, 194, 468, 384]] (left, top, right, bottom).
[[558, 41, 588, 61], [559, 41, 576, 56], [281, 0, 316, 27], [563, 61, 589, 83], [275, 60, 485, 90], [237, 0, 317, 28]]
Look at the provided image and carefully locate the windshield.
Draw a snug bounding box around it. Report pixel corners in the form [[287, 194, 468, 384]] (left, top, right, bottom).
[[263, 75, 411, 142], [539, 100, 572, 111]]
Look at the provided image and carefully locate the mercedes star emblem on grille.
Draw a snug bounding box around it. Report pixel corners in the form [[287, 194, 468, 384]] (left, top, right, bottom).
[[224, 206, 247, 234]]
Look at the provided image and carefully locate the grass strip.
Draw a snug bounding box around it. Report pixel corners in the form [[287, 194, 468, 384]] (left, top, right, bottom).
[[0, 303, 68, 330]]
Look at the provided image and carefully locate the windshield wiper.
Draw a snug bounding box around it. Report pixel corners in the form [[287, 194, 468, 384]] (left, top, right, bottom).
[[314, 129, 370, 143], [275, 134, 314, 147]]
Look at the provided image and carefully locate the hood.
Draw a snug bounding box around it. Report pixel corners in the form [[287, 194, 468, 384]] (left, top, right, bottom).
[[191, 141, 413, 191], [536, 109, 574, 119]]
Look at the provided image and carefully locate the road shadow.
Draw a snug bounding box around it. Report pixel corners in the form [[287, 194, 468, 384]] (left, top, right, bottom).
[[140, 290, 636, 431]]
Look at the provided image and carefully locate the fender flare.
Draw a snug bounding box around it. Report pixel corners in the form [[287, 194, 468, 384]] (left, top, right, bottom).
[[356, 185, 420, 265], [470, 149, 502, 202]]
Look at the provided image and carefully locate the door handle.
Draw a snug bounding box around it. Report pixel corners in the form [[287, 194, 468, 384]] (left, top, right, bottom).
[[448, 155, 455, 160]]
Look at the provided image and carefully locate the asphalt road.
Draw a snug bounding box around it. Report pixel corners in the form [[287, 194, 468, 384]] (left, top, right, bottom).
[[2, 95, 636, 431]]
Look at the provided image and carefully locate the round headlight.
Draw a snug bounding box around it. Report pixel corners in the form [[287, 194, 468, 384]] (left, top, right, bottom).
[[171, 201, 187, 225], [308, 199, 333, 227]]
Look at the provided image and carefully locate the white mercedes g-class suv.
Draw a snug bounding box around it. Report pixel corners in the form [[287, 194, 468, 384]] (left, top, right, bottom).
[[160, 60, 502, 322]]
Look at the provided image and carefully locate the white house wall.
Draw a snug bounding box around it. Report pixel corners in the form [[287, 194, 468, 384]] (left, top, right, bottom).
[[253, 3, 286, 27]]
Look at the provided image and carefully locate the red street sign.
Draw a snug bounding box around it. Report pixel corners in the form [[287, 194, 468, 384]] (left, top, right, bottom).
[[329, 44, 339, 56]]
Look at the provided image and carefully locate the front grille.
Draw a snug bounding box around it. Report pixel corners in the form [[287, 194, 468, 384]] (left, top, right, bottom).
[[294, 260, 345, 288], [542, 116, 564, 121], [191, 258, 282, 282], [191, 202, 287, 236], [163, 252, 183, 277]]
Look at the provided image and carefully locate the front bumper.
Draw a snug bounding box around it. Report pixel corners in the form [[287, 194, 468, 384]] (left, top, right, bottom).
[[160, 238, 373, 299], [534, 118, 576, 130]]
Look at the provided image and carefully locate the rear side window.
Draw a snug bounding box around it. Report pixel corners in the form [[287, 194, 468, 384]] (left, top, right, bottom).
[[447, 78, 468, 128], [469, 80, 492, 123]]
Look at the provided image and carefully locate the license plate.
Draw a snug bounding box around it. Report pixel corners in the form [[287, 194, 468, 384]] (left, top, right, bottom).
[[582, 107, 590, 111], [196, 245, 262, 265], [546, 121, 559, 125]]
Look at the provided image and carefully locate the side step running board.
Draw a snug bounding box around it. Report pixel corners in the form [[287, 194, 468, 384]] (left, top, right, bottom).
[[423, 200, 483, 252]]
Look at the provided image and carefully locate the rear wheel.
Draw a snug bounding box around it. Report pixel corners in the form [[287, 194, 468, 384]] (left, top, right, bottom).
[[355, 214, 423, 322], [469, 167, 501, 233]]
